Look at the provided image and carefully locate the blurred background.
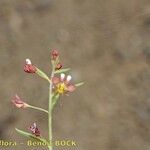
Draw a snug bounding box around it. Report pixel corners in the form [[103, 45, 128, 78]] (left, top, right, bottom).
[[0, 0, 150, 150]]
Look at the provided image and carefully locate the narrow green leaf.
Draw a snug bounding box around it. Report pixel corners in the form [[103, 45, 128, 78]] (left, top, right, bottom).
[[54, 68, 70, 74], [75, 82, 84, 87], [15, 128, 48, 144], [15, 128, 31, 138], [36, 68, 50, 83]]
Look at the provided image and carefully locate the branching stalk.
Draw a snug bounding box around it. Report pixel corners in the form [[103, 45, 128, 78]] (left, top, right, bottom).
[[48, 61, 55, 150], [28, 105, 48, 114]]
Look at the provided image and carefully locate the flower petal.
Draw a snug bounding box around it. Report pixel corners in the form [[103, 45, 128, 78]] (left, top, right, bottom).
[[26, 58, 32, 64], [66, 75, 72, 82], [15, 94, 20, 100], [66, 84, 76, 92], [60, 73, 65, 81], [52, 77, 60, 84]]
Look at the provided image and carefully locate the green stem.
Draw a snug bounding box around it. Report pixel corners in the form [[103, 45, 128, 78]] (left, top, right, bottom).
[[28, 105, 48, 114], [48, 62, 55, 150]]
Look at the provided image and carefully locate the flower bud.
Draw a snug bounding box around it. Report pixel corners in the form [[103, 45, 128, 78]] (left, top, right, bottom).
[[11, 94, 28, 108], [55, 63, 62, 70], [29, 123, 41, 137], [24, 59, 37, 73], [51, 49, 59, 60]]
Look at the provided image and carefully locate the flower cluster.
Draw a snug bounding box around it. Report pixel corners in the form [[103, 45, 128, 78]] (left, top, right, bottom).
[[12, 49, 83, 144]]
